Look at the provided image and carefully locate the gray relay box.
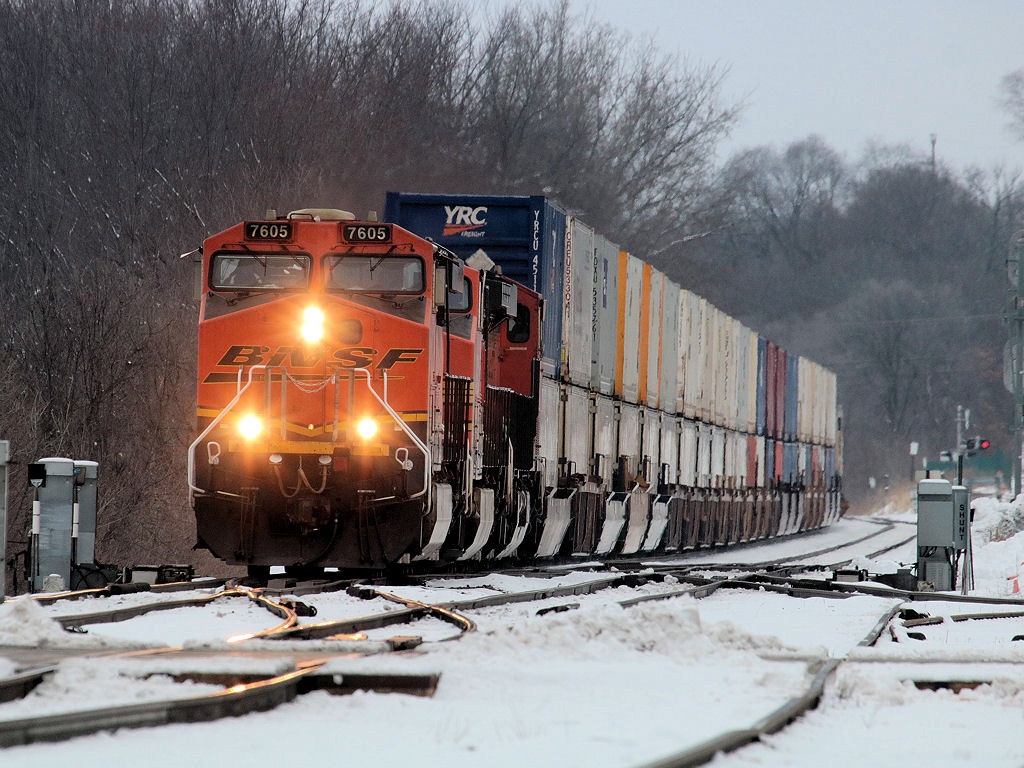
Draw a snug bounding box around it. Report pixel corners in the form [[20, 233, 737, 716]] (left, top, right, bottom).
[[917, 478, 956, 548]]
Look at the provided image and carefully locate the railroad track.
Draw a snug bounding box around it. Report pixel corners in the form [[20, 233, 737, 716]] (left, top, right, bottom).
[[0, 515, 923, 752], [0, 581, 469, 747], [629, 567, 1024, 766]]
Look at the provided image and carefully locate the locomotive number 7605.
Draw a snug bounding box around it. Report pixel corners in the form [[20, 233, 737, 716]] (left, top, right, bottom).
[[245, 222, 293, 240]]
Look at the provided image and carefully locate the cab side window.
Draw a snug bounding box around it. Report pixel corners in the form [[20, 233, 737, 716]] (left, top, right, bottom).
[[449, 277, 472, 312], [506, 303, 531, 343]]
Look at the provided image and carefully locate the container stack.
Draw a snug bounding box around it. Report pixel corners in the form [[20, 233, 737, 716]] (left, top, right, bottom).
[[386, 192, 842, 550]]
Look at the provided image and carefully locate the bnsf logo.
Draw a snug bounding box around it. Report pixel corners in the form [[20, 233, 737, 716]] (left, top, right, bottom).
[[214, 345, 422, 370], [442, 205, 487, 237]]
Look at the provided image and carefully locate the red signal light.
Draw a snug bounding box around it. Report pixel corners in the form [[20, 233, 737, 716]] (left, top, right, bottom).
[[980, 440, 990, 449]]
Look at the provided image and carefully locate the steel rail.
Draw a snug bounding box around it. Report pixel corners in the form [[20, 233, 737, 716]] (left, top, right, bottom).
[[634, 601, 902, 768], [11, 578, 228, 607], [0, 663, 441, 748], [51, 587, 297, 636]]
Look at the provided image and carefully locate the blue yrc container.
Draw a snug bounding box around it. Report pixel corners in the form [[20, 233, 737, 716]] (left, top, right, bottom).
[[385, 192, 567, 378]]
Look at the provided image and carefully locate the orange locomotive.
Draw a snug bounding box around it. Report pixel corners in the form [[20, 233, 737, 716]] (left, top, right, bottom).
[[190, 209, 541, 574]]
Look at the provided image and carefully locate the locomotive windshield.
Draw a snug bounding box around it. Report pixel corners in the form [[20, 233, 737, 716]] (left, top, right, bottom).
[[209, 253, 309, 291], [325, 255, 424, 294]]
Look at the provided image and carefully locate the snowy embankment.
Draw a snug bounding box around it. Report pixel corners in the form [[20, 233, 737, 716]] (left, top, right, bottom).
[[969, 494, 1024, 595]]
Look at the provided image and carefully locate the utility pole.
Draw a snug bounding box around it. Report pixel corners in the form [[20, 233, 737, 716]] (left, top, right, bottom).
[[1006, 231, 1024, 498]]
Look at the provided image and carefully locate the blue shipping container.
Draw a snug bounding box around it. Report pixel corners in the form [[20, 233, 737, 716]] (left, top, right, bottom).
[[783, 443, 799, 482], [824, 447, 836, 483], [756, 337, 767, 436], [784, 355, 799, 441], [764, 438, 775, 482], [385, 192, 567, 378]]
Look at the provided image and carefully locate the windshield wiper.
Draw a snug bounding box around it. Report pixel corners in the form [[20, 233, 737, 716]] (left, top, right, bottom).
[[368, 245, 398, 274]]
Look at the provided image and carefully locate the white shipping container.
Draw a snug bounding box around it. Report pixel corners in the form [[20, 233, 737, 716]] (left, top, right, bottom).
[[711, 426, 726, 485], [722, 309, 733, 427], [813, 362, 825, 443], [747, 330, 759, 434], [618, 401, 642, 476], [826, 370, 838, 445], [661, 416, 679, 485], [592, 235, 619, 395], [692, 297, 709, 422], [660, 280, 680, 415], [538, 377, 561, 489], [617, 253, 643, 404], [679, 290, 698, 418], [645, 268, 664, 409], [821, 366, 832, 444], [696, 421, 712, 487], [642, 408, 662, 484], [699, 301, 713, 423], [737, 431, 749, 486], [710, 306, 726, 426], [806, 360, 815, 444], [734, 320, 745, 430], [797, 357, 808, 443], [592, 394, 617, 486], [734, 324, 746, 433], [723, 429, 736, 485], [679, 419, 698, 486], [561, 384, 592, 477], [564, 217, 595, 387]]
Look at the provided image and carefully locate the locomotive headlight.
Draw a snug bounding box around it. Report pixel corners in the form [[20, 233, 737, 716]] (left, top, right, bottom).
[[301, 306, 325, 343], [356, 417, 378, 440], [238, 414, 263, 441]]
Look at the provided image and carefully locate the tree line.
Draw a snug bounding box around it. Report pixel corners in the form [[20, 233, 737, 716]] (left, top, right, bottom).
[[0, 0, 1021, 578]]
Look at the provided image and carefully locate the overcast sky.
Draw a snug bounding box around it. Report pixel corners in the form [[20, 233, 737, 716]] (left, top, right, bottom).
[[572, 0, 1024, 172]]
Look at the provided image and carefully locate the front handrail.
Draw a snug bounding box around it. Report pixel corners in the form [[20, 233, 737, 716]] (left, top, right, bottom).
[[353, 368, 431, 509], [188, 364, 268, 495]]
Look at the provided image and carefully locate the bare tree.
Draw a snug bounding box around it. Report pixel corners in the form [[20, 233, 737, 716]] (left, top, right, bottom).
[[1000, 68, 1024, 141]]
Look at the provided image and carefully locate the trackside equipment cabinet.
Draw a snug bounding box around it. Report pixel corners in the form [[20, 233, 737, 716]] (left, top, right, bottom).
[[916, 478, 970, 591], [27, 457, 100, 592]]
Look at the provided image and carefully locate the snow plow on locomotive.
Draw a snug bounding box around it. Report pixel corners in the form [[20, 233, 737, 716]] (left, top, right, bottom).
[[189, 197, 843, 574]]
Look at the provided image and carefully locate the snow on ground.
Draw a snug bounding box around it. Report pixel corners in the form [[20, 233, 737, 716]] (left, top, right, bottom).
[[710, 494, 1024, 767], [74, 599, 285, 647], [659, 516, 902, 566], [0, 657, 223, 719], [1, 596, 812, 768], [694, 591, 901, 656], [713, 663, 1024, 767], [30, 585, 224, 618], [0, 598, 133, 649], [4, 498, 1024, 767]]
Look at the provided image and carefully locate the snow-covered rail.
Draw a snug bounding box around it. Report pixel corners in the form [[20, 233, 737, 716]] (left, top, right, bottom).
[[635, 601, 902, 768], [0, 662, 440, 748]]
